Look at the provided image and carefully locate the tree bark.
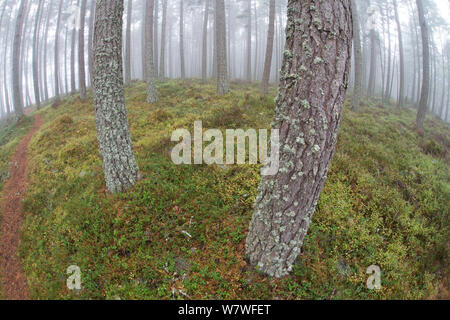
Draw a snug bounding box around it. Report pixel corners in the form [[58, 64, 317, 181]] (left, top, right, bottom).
[[146, 0, 158, 103], [393, 0, 405, 107], [159, 0, 167, 79], [415, 0, 430, 131], [71, 0, 80, 94], [245, 0, 352, 278], [88, 0, 95, 86], [79, 0, 88, 99], [12, 0, 27, 118], [154, 0, 159, 78], [53, 0, 63, 102], [93, 0, 140, 194], [246, 0, 251, 82], [215, 0, 228, 95], [180, 0, 185, 79], [261, 0, 275, 95], [202, 0, 210, 83], [32, 0, 44, 109], [351, 0, 362, 110], [125, 0, 133, 85]]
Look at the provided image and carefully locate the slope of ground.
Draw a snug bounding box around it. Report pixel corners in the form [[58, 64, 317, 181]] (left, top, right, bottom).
[[0, 114, 43, 300], [7, 80, 448, 299]]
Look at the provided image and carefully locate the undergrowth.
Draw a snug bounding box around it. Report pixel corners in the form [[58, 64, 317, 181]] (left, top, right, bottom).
[[13, 80, 449, 300]]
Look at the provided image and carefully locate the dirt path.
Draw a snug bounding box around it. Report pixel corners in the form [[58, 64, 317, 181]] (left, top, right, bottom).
[[0, 113, 43, 300]]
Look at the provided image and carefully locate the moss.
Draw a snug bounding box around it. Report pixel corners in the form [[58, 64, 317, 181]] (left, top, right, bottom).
[[13, 80, 450, 300]]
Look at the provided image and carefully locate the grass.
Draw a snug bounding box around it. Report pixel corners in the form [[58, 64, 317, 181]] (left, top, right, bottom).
[[3, 79, 447, 300]]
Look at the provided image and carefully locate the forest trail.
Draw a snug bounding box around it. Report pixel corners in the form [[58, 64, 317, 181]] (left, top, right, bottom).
[[0, 113, 43, 300]]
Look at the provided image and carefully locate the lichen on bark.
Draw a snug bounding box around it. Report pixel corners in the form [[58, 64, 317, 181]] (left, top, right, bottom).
[[245, 0, 353, 278], [92, 0, 140, 194]]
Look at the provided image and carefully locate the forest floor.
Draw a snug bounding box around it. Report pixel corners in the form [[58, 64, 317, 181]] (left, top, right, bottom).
[[0, 112, 42, 299], [0, 80, 448, 300]]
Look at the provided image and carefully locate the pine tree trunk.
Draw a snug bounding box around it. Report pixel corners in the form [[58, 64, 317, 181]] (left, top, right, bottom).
[[71, 0, 80, 94], [42, 1, 52, 102], [79, 0, 88, 99], [32, 0, 44, 109], [2, 3, 12, 115], [261, 0, 275, 95], [351, 0, 362, 110], [159, 0, 167, 80], [93, 0, 140, 194], [245, 0, 352, 278], [12, 0, 27, 118], [146, 0, 158, 103], [180, 0, 185, 79], [125, 0, 133, 85], [215, 0, 228, 95], [88, 0, 95, 86], [416, 0, 430, 131], [393, 0, 405, 107], [0, 0, 8, 116], [253, 1, 258, 81], [53, 0, 63, 102], [367, 29, 377, 97], [246, 0, 251, 82], [202, 0, 210, 83], [154, 0, 159, 78]]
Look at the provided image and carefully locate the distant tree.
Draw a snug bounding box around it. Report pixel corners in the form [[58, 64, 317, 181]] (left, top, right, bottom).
[[180, 0, 185, 79], [125, 0, 133, 85], [71, 0, 80, 94], [146, 0, 158, 103], [154, 0, 159, 78], [92, 0, 140, 194], [393, 0, 405, 107], [79, 0, 88, 99], [245, 0, 353, 277], [351, 0, 363, 110], [53, 0, 63, 102], [202, 0, 210, 83], [88, 0, 95, 86], [12, 0, 27, 118], [32, 0, 44, 110], [416, 0, 430, 132], [159, 0, 168, 79], [246, 0, 251, 82], [215, 0, 228, 94], [261, 0, 275, 95]]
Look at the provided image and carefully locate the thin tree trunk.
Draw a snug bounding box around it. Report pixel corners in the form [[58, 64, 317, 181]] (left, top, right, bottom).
[[393, 0, 405, 107], [32, 0, 44, 109], [154, 0, 159, 78], [215, 0, 228, 95], [261, 0, 275, 95], [367, 29, 377, 97], [416, 0, 430, 131], [71, 0, 80, 94], [246, 0, 251, 82], [93, 0, 140, 194], [53, 0, 63, 102], [202, 0, 210, 83], [159, 0, 167, 80], [351, 0, 363, 110], [180, 0, 185, 79], [245, 0, 352, 278], [0, 0, 8, 116], [2, 2, 13, 114], [88, 0, 95, 86], [12, 0, 27, 118], [253, 1, 258, 81], [79, 0, 87, 99], [146, 0, 158, 103], [125, 0, 133, 85]]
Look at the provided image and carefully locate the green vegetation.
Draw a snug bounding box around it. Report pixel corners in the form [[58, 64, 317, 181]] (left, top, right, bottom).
[[0, 115, 33, 193], [3, 80, 446, 299]]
